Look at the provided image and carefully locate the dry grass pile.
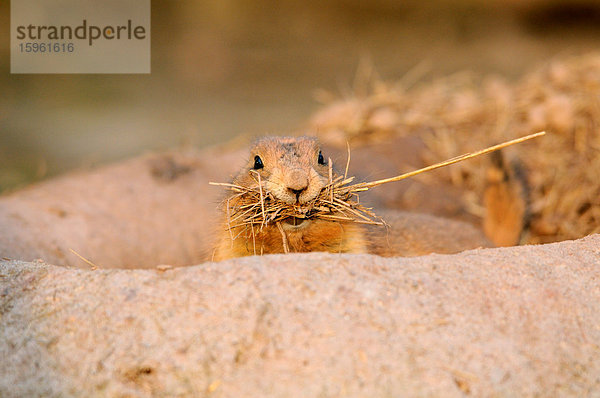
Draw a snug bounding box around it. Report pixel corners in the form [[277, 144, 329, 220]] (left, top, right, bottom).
[[310, 54, 600, 244]]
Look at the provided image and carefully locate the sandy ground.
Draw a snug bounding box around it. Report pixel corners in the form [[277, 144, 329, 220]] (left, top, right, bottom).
[[1, 236, 599, 397], [0, 147, 245, 268]]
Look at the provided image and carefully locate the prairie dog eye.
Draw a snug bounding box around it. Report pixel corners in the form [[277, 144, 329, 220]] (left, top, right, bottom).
[[253, 155, 264, 170], [318, 150, 326, 165]]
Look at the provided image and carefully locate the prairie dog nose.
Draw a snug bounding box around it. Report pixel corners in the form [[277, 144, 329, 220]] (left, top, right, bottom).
[[286, 169, 309, 197], [288, 187, 306, 196]]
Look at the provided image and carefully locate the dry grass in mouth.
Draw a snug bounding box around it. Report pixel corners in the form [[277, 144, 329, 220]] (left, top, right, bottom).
[[210, 132, 545, 243], [209, 163, 384, 232]]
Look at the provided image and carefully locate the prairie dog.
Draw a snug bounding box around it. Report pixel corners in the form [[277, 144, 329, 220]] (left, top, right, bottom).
[[213, 136, 491, 261]]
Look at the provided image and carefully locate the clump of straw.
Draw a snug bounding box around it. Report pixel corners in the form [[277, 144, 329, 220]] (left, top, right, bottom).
[[210, 132, 544, 236], [209, 160, 384, 233]]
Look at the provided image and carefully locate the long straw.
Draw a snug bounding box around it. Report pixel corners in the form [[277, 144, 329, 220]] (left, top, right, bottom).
[[353, 131, 546, 190]]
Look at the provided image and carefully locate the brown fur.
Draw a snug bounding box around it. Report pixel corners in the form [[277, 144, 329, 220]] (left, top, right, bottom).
[[367, 210, 492, 256], [214, 219, 367, 260], [213, 136, 495, 261], [483, 152, 530, 247]]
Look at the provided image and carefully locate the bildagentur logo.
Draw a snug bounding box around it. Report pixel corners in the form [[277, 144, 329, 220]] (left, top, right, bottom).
[[15, 19, 147, 46], [11, 0, 151, 74]]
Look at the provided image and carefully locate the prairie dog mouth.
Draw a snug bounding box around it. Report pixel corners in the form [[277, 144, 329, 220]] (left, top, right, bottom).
[[282, 216, 308, 228]]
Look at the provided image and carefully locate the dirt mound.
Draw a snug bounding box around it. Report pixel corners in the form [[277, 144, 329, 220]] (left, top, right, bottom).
[[2, 236, 599, 397], [0, 147, 246, 269]]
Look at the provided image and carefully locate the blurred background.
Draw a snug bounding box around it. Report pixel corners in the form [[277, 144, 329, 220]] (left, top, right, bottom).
[[1, 0, 600, 192]]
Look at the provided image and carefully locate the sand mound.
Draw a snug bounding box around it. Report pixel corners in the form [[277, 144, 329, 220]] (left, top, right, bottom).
[[2, 236, 600, 397], [0, 147, 247, 268]]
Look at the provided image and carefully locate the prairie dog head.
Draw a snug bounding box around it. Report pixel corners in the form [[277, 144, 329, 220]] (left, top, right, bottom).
[[235, 136, 330, 208]]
